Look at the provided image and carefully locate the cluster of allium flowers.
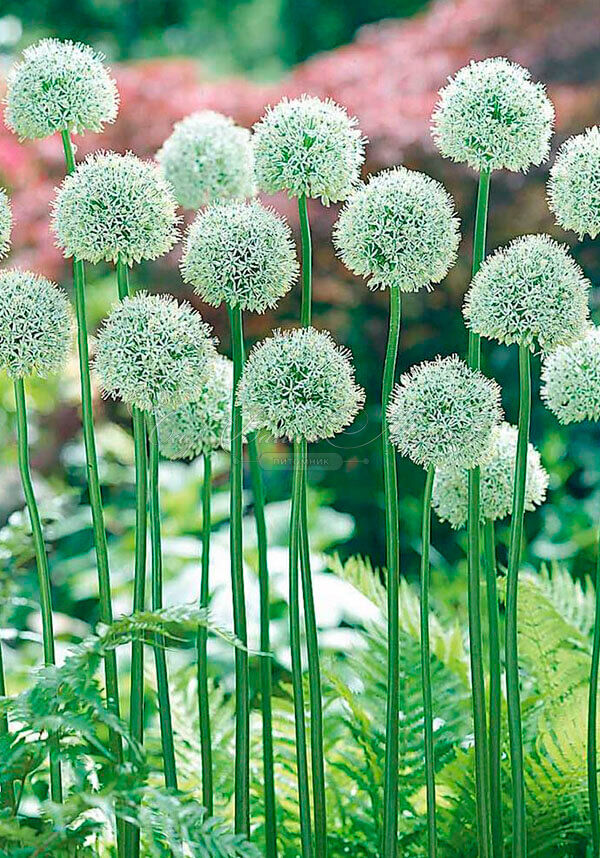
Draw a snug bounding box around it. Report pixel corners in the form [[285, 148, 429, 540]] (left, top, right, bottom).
[[180, 201, 298, 312], [463, 234, 590, 353], [156, 355, 234, 459], [432, 422, 548, 529], [547, 127, 600, 239], [4, 38, 118, 141], [541, 327, 600, 424], [431, 57, 554, 173], [52, 151, 179, 265], [237, 327, 365, 443], [0, 269, 73, 378], [387, 355, 502, 470], [0, 188, 12, 258], [252, 95, 365, 204], [95, 293, 216, 412], [333, 167, 460, 291], [156, 111, 256, 209]]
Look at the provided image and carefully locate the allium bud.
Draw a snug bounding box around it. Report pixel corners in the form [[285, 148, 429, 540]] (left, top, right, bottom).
[[541, 327, 600, 424], [4, 38, 118, 141], [387, 355, 502, 470], [0, 188, 12, 259], [431, 57, 554, 173], [463, 234, 590, 353], [0, 269, 73, 378], [94, 293, 216, 412], [180, 200, 298, 313], [237, 327, 365, 442], [432, 422, 548, 529], [52, 151, 179, 265], [253, 95, 365, 204], [333, 167, 460, 291], [547, 126, 600, 239], [156, 110, 256, 209]]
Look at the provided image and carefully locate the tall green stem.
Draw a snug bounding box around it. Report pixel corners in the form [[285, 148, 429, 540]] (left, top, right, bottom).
[[13, 379, 62, 803], [506, 345, 531, 858], [382, 285, 402, 857], [483, 519, 503, 858], [589, 529, 600, 853], [0, 641, 15, 811], [420, 466, 437, 857], [198, 453, 213, 814], [298, 196, 312, 328]]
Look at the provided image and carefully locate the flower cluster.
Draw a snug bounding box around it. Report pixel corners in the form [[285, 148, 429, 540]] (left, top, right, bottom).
[[333, 167, 460, 291], [52, 151, 179, 265], [253, 95, 365, 204], [95, 293, 216, 412], [0, 189, 12, 259], [463, 234, 590, 353], [541, 327, 600, 424], [547, 126, 600, 239], [387, 355, 502, 470], [4, 38, 118, 141], [156, 111, 256, 209], [237, 327, 365, 442], [431, 57, 554, 173], [180, 200, 298, 313], [0, 269, 73, 379]]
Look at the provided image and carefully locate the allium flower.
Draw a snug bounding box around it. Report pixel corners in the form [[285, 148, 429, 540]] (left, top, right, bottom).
[[541, 327, 600, 424], [52, 151, 179, 265], [237, 327, 365, 442], [463, 234, 590, 353], [156, 355, 234, 459], [94, 293, 216, 412], [547, 127, 600, 239], [431, 57, 554, 173], [432, 422, 548, 528], [180, 200, 298, 312], [387, 355, 502, 470], [4, 38, 118, 141], [0, 188, 12, 259], [252, 95, 365, 204], [333, 167, 460, 291], [0, 269, 73, 378], [156, 110, 256, 209]]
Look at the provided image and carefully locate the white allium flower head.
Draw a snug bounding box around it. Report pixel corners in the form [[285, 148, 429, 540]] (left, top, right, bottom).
[[431, 57, 554, 173], [156, 111, 256, 209], [0, 188, 12, 258], [156, 355, 234, 459], [463, 234, 590, 354], [52, 151, 180, 266], [547, 127, 600, 239], [541, 327, 600, 424], [237, 327, 365, 442], [387, 355, 502, 470], [0, 269, 73, 379], [252, 95, 365, 204], [4, 38, 118, 141], [94, 292, 217, 412], [333, 167, 461, 291], [432, 422, 548, 529], [180, 200, 298, 313]]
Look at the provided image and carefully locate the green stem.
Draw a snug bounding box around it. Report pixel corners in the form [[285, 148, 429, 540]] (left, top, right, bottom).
[[290, 439, 314, 858], [589, 527, 600, 853], [484, 519, 503, 858], [382, 285, 402, 857], [298, 195, 312, 328], [420, 466, 437, 857], [506, 345, 531, 858], [0, 641, 15, 811], [13, 379, 62, 803], [197, 453, 213, 815]]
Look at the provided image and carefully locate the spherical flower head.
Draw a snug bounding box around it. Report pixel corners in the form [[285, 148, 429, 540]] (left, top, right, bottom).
[[464, 234, 590, 354], [4, 38, 118, 141], [94, 292, 216, 412], [180, 200, 298, 313], [432, 422, 548, 529], [52, 151, 179, 266], [387, 355, 502, 470], [252, 95, 365, 204], [156, 110, 256, 209], [547, 127, 600, 239], [431, 57, 554, 173], [0, 188, 12, 259], [541, 327, 600, 424], [237, 327, 365, 443], [0, 269, 73, 379], [333, 167, 460, 291]]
